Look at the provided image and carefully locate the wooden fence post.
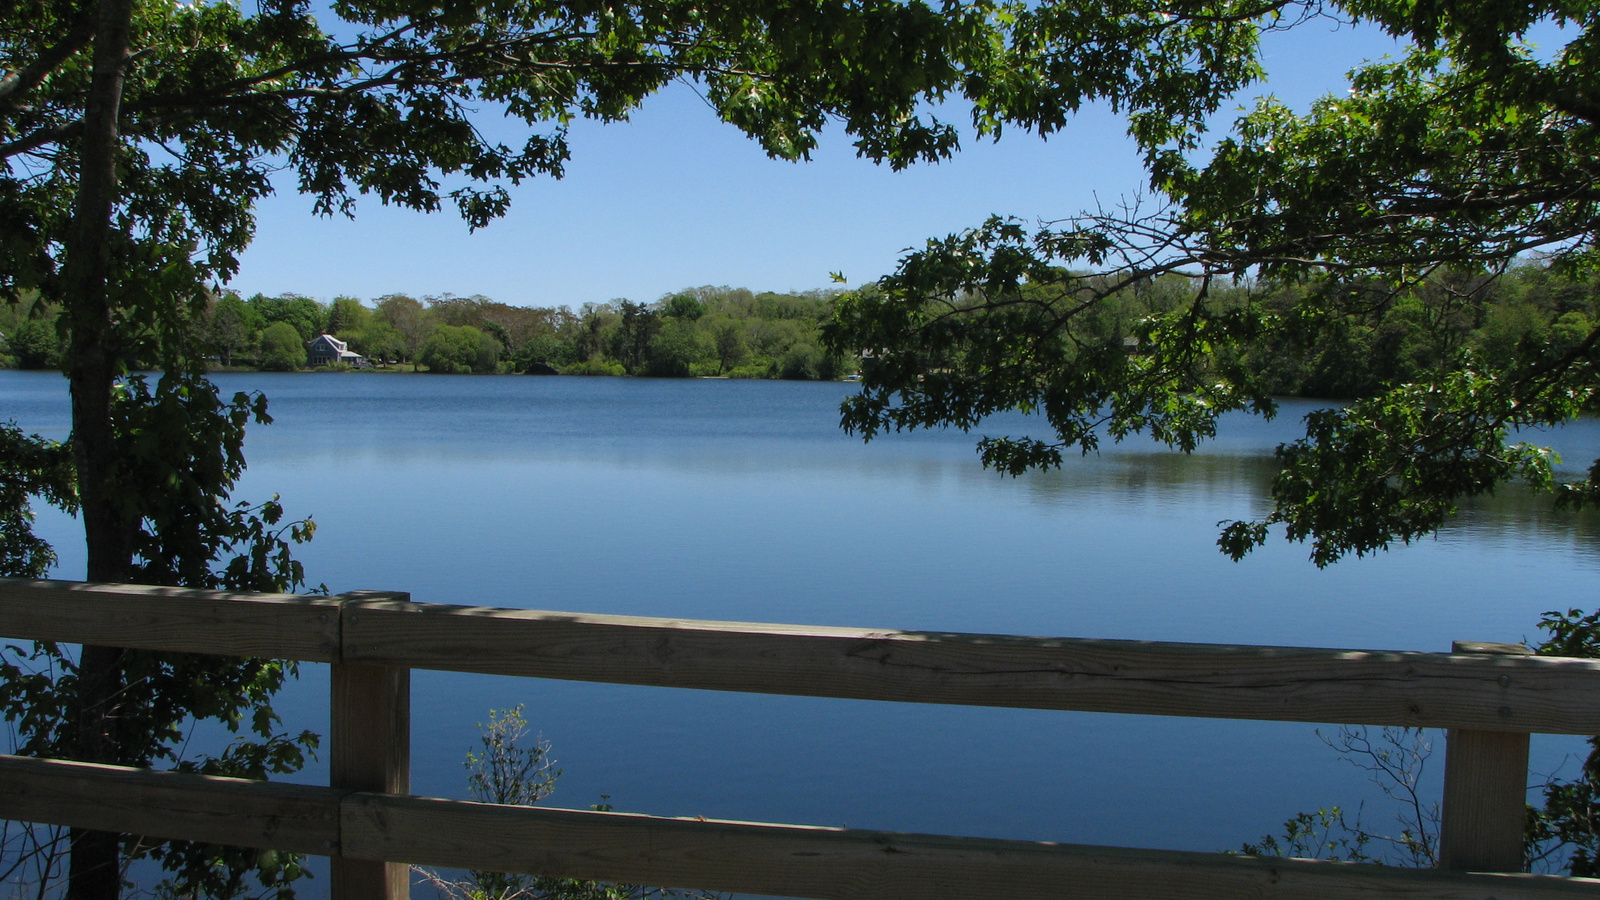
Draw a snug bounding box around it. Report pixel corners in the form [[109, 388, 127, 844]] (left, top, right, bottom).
[[1437, 640, 1531, 872], [333, 595, 412, 900]]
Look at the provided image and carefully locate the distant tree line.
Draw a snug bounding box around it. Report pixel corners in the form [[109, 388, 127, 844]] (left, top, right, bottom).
[[7, 265, 1596, 394], [839, 261, 1600, 403], [1236, 263, 1600, 401], [0, 286, 857, 379]]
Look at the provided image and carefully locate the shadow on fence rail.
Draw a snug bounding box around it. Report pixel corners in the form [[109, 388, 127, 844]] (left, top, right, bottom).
[[1, 578, 1598, 900]]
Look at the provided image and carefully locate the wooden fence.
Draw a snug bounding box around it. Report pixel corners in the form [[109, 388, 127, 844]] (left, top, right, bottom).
[[2, 577, 1599, 899]]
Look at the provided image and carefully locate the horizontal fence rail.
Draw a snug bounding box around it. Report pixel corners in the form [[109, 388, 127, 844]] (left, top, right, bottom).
[[340, 600, 1600, 734], [0, 579, 351, 661], [4, 755, 1596, 900], [3, 578, 1600, 900], [0, 755, 339, 855], [5, 579, 1598, 733]]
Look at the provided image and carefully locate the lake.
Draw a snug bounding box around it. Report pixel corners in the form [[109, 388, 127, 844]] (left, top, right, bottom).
[[5, 370, 1599, 891]]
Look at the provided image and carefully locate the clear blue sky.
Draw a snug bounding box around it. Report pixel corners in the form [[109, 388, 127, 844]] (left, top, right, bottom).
[[229, 21, 1404, 310]]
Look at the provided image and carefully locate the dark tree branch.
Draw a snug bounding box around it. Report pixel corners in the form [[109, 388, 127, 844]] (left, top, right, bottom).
[[0, 7, 97, 108]]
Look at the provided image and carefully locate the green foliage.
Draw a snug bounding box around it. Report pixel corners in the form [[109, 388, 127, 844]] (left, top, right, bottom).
[[724, 361, 774, 379], [202, 286, 849, 381], [420, 325, 500, 374], [248, 297, 327, 346], [817, 0, 1600, 567], [375, 296, 430, 366], [7, 319, 62, 369], [613, 301, 660, 375], [417, 708, 721, 900], [454, 706, 563, 900], [643, 319, 710, 378], [6, 0, 1190, 894], [661, 295, 706, 321], [1, 0, 1045, 335], [710, 321, 748, 375], [0, 375, 320, 898], [831, 238, 1600, 570], [828, 218, 1266, 477], [563, 356, 627, 377], [465, 706, 558, 809], [1238, 808, 1376, 863], [29, 0, 1568, 887], [1478, 302, 1549, 369], [109, 376, 310, 590], [1239, 726, 1439, 867], [1242, 607, 1600, 876], [775, 340, 849, 381], [514, 334, 578, 373], [1219, 371, 1569, 567], [0, 424, 75, 578], [355, 321, 407, 365], [578, 288, 847, 379], [1530, 609, 1600, 875], [325, 297, 371, 337], [207, 294, 262, 368], [258, 322, 304, 372]]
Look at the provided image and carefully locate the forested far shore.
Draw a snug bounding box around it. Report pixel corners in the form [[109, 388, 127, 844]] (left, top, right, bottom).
[[4, 262, 1599, 397], [0, 285, 856, 380]]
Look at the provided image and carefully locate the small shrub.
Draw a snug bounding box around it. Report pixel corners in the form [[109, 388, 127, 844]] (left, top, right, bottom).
[[7, 319, 62, 370], [415, 707, 722, 900], [562, 357, 625, 377], [420, 325, 500, 374], [724, 359, 774, 379], [258, 322, 304, 371], [777, 343, 823, 380]]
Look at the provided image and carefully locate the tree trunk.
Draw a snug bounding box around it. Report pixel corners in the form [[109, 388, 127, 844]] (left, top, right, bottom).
[[65, 645, 124, 900], [60, 0, 136, 896]]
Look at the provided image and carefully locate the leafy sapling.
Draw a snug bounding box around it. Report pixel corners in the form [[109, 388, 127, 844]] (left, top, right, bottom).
[[415, 707, 722, 900], [1237, 726, 1438, 867]]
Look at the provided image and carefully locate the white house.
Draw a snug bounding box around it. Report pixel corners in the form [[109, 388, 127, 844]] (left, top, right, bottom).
[[306, 333, 368, 368]]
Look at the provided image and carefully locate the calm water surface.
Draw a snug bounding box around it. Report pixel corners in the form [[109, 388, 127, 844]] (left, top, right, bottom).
[[5, 370, 1600, 888]]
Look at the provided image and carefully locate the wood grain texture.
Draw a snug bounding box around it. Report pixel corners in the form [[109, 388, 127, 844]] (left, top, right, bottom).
[[0, 578, 352, 661], [1439, 641, 1535, 872], [0, 754, 339, 854], [1440, 729, 1531, 872], [330, 662, 410, 900], [341, 794, 1600, 900], [341, 601, 1600, 734]]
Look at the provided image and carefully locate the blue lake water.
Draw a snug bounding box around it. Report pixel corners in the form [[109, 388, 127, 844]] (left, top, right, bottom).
[[5, 370, 1600, 889]]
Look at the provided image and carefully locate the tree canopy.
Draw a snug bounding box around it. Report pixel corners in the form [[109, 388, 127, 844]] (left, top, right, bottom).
[[826, 0, 1600, 567], [817, 7, 1600, 871], [11, 0, 1600, 888], [4, 0, 1196, 894], [0, 0, 989, 895]]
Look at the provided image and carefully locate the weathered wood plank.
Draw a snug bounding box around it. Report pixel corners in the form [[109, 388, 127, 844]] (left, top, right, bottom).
[[341, 601, 1600, 734], [1439, 641, 1534, 872], [0, 755, 339, 855], [342, 794, 1599, 900], [330, 661, 411, 900], [1440, 729, 1531, 871], [0, 578, 353, 662]]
